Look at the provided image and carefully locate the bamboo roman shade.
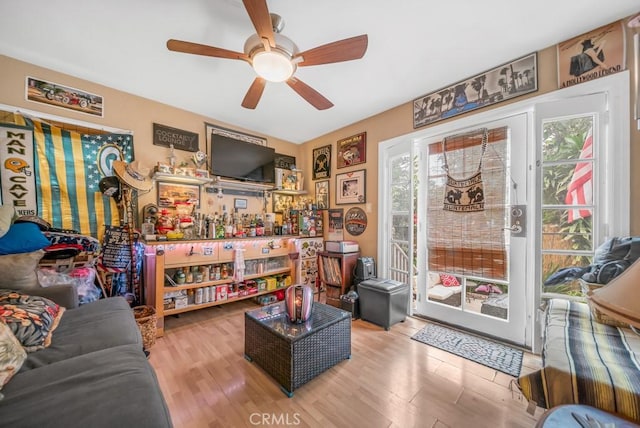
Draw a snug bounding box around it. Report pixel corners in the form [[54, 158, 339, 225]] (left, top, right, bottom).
[[427, 126, 509, 280]]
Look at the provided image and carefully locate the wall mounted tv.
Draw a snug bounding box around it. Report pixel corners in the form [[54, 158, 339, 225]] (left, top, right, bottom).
[[210, 134, 275, 184]]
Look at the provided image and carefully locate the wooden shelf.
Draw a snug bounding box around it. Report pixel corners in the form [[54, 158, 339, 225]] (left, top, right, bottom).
[[164, 287, 289, 316], [152, 172, 213, 185], [145, 236, 296, 336], [272, 189, 308, 195]]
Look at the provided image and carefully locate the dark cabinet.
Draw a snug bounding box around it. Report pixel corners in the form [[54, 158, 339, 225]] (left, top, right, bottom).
[[317, 251, 360, 307]]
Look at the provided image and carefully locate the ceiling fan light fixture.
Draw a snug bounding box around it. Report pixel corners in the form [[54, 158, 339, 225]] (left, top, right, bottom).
[[252, 50, 295, 82]]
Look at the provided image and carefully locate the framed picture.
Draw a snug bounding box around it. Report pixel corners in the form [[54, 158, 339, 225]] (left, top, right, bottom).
[[413, 53, 537, 128], [312, 145, 331, 180], [336, 170, 366, 205], [272, 193, 294, 213], [557, 21, 626, 89], [315, 180, 330, 209], [26, 76, 104, 117], [337, 132, 366, 168], [157, 182, 200, 208], [234, 198, 247, 210]]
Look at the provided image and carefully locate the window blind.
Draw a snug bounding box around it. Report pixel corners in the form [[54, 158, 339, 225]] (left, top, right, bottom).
[[426, 126, 509, 279]]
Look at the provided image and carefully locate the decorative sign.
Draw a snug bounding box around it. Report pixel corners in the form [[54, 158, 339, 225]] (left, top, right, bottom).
[[337, 132, 366, 169], [345, 207, 367, 236], [413, 53, 537, 128], [153, 123, 199, 152], [274, 153, 296, 170], [101, 226, 131, 269], [557, 21, 626, 89], [0, 125, 37, 216], [26, 76, 104, 117], [328, 208, 344, 241], [313, 145, 331, 180]]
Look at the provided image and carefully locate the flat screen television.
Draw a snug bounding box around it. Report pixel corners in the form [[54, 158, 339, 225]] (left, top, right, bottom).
[[210, 134, 275, 183]]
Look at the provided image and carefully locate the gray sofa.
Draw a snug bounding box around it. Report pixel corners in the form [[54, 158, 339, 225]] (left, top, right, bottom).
[[0, 285, 173, 427]]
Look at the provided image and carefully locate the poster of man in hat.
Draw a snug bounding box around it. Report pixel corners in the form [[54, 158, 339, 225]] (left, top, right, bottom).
[[557, 20, 626, 89]]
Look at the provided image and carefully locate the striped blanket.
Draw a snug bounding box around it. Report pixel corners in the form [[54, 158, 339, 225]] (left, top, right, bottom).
[[518, 299, 640, 422]]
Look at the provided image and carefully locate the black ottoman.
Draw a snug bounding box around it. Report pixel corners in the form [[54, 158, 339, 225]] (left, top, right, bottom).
[[357, 278, 409, 330]]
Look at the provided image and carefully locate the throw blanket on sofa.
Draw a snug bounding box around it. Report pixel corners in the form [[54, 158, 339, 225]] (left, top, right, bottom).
[[518, 299, 640, 422]]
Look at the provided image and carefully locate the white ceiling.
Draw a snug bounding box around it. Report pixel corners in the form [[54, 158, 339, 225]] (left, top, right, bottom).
[[1, 1, 638, 143]]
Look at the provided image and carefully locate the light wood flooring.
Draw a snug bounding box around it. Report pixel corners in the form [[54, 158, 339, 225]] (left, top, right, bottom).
[[148, 300, 544, 428]]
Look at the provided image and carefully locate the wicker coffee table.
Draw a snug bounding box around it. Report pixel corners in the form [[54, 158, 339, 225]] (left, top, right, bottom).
[[244, 301, 351, 397]]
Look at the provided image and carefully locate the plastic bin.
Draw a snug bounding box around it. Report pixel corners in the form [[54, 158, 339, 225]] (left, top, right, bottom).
[[357, 278, 408, 330]]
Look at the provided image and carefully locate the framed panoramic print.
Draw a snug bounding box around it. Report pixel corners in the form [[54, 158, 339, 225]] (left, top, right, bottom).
[[336, 170, 366, 205], [413, 53, 537, 128], [315, 180, 330, 209], [337, 132, 366, 168], [312, 145, 331, 180], [26, 76, 104, 117]]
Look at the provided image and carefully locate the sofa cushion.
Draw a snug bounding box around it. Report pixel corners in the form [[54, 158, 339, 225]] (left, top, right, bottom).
[[0, 204, 15, 239], [0, 290, 65, 352], [0, 250, 45, 290], [0, 321, 26, 398], [0, 222, 50, 255], [22, 296, 141, 370], [0, 344, 172, 428]]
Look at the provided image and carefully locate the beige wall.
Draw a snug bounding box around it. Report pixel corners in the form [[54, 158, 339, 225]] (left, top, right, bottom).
[[1, 17, 639, 259], [0, 54, 301, 216], [301, 28, 640, 258]]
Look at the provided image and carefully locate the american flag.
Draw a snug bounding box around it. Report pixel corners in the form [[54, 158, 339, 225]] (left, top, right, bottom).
[[565, 128, 593, 223]]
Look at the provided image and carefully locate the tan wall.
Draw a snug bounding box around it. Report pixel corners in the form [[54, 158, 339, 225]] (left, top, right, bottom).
[[0, 54, 301, 217], [302, 28, 640, 259], [2, 17, 639, 259]]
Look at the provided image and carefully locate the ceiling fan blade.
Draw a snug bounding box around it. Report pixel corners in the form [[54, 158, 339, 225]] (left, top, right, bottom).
[[286, 78, 333, 110], [167, 39, 249, 62], [296, 35, 368, 67], [241, 77, 267, 109], [242, 0, 275, 48]]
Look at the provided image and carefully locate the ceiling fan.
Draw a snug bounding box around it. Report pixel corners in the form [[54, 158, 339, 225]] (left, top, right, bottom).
[[166, 0, 368, 110]]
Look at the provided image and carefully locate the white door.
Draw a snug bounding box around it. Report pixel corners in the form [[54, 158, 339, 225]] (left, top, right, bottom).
[[415, 114, 529, 345]]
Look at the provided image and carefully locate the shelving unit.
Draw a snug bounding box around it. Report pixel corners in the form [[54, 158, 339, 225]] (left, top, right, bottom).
[[152, 171, 214, 185], [317, 251, 360, 307], [144, 236, 296, 336]]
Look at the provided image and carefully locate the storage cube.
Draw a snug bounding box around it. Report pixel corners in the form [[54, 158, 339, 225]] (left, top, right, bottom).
[[357, 278, 409, 330]]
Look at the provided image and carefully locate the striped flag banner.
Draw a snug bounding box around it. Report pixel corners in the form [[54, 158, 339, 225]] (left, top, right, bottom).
[[19, 116, 134, 239], [565, 128, 593, 223]]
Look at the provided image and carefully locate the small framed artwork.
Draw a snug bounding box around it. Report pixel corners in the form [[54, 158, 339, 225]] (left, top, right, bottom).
[[315, 180, 330, 209], [273, 194, 294, 213], [336, 170, 366, 205], [157, 182, 201, 208], [312, 145, 331, 180], [234, 198, 247, 210], [557, 20, 626, 89], [337, 132, 366, 168]]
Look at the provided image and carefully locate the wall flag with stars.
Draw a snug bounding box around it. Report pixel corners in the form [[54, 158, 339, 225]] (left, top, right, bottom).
[[16, 116, 134, 239]]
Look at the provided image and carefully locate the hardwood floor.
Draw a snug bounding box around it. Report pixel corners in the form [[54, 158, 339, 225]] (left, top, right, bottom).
[[148, 300, 544, 427]]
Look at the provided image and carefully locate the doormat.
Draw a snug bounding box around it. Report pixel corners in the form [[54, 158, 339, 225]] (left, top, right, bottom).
[[411, 323, 523, 377]]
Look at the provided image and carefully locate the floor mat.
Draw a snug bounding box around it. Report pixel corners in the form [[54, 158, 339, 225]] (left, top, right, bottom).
[[411, 323, 523, 377]]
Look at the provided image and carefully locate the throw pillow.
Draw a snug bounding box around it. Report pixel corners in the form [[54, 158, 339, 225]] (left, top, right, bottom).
[[0, 222, 50, 255], [0, 290, 65, 352], [0, 250, 45, 290], [428, 272, 441, 287], [0, 320, 27, 400], [0, 205, 15, 239], [440, 274, 460, 287]]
